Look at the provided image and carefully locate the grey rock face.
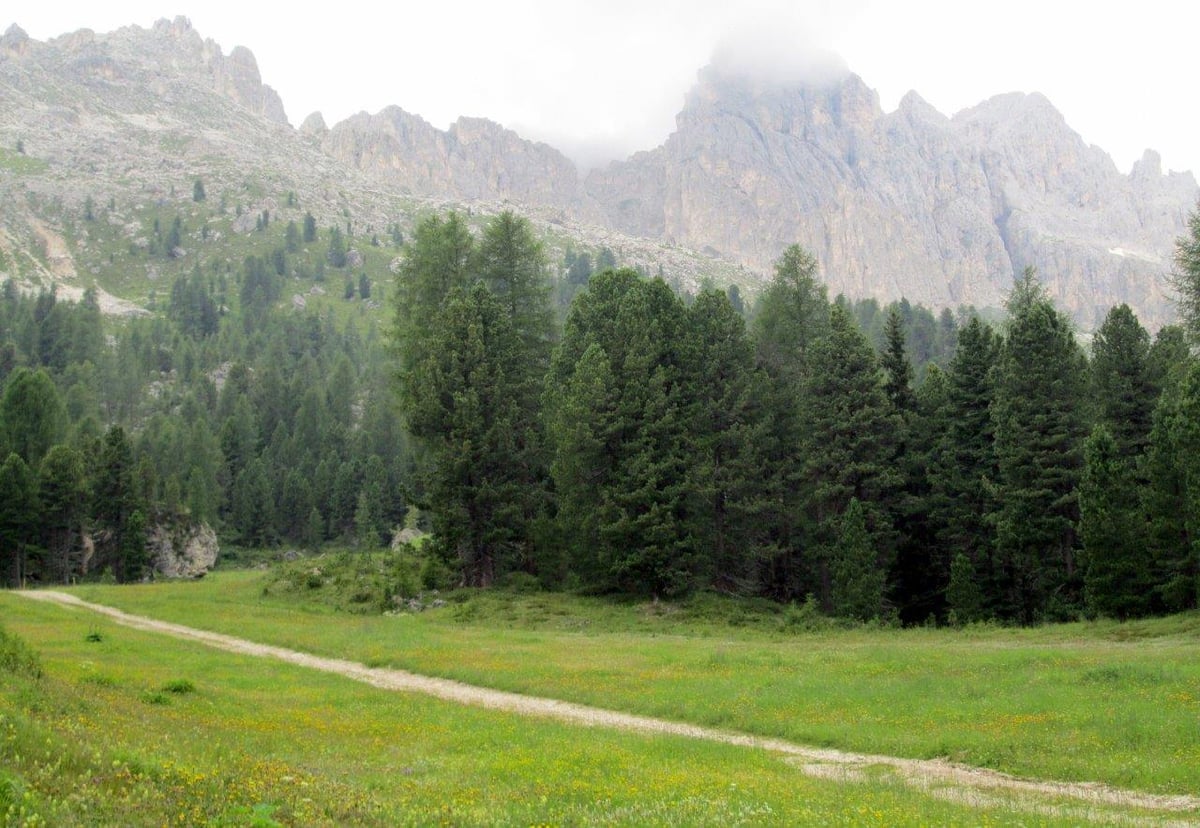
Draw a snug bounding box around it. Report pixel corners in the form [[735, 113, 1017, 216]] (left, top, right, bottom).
[[583, 67, 1197, 329], [149, 522, 219, 578], [322, 107, 584, 210]]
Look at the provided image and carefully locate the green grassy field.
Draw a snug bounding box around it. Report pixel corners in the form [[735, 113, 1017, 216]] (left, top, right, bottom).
[[15, 568, 1196, 802], [2, 593, 1152, 827]]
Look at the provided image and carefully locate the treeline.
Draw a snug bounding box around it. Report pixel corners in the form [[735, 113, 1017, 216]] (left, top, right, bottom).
[[0, 258, 411, 586], [398, 211, 1200, 624]]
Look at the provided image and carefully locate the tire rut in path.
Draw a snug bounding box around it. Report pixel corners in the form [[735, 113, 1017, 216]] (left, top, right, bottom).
[[19, 590, 1200, 820]]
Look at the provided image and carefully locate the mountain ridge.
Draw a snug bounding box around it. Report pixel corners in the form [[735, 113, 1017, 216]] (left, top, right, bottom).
[[2, 17, 1196, 330]]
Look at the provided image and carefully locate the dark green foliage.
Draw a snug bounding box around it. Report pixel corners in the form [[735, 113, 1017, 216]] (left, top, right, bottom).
[[407, 284, 531, 586], [831, 499, 885, 620], [192, 178, 206, 202], [1143, 361, 1200, 611], [751, 244, 829, 389], [327, 225, 347, 268], [94, 425, 143, 581], [1090, 304, 1154, 461], [881, 308, 916, 415], [1080, 426, 1151, 618], [391, 212, 474, 394], [946, 553, 985, 625], [302, 211, 317, 243], [684, 290, 773, 591], [800, 303, 899, 611], [38, 444, 88, 583], [546, 271, 699, 595], [990, 269, 1088, 622], [0, 452, 39, 587], [926, 316, 1000, 616], [2, 367, 67, 467], [168, 267, 219, 337]]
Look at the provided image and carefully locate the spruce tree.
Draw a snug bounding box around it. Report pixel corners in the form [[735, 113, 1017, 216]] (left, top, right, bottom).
[[927, 316, 1000, 616], [831, 498, 885, 620], [1143, 360, 1200, 611], [0, 452, 39, 586], [407, 283, 528, 586], [800, 303, 899, 611], [1079, 425, 1151, 618], [990, 269, 1088, 622], [684, 290, 772, 591], [1090, 304, 1154, 462], [38, 444, 88, 583]]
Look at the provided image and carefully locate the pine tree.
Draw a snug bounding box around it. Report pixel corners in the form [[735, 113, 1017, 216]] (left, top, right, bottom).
[[545, 271, 697, 595], [391, 212, 474, 405], [927, 316, 1000, 616], [407, 283, 529, 586], [830, 498, 885, 620], [684, 290, 772, 591], [0, 452, 39, 587], [38, 444, 88, 583], [990, 269, 1088, 622], [946, 553, 985, 624], [1143, 360, 1200, 611], [881, 307, 917, 415], [752, 244, 830, 389], [800, 303, 899, 611], [1090, 304, 1154, 462], [94, 425, 141, 581], [1079, 425, 1151, 618], [1, 367, 67, 468]]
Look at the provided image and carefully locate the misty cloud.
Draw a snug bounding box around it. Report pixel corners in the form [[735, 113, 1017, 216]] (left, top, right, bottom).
[[709, 20, 850, 89]]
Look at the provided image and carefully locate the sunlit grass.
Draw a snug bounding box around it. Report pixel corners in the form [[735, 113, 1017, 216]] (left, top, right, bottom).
[[42, 570, 1200, 798], [0, 598, 1124, 826]]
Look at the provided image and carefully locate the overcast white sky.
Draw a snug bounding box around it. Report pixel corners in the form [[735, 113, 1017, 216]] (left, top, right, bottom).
[[10, 1, 1199, 174]]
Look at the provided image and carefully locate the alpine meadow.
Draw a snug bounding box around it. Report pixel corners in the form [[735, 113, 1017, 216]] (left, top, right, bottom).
[[3, 15, 1200, 827]]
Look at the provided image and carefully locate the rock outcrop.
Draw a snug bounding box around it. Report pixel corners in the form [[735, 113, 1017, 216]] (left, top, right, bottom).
[[322, 107, 583, 211], [149, 522, 219, 578]]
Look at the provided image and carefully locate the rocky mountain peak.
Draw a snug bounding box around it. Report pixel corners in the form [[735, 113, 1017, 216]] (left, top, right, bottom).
[[1, 23, 31, 59], [300, 111, 328, 137]]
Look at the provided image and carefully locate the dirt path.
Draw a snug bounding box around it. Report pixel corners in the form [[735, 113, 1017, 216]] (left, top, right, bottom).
[[20, 590, 1200, 822]]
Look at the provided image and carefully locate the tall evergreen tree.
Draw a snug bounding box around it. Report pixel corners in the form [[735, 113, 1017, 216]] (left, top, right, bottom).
[[0, 452, 39, 586], [407, 283, 529, 586], [990, 269, 1088, 621], [1090, 304, 1154, 462], [1, 367, 67, 468], [38, 444, 88, 583], [752, 244, 830, 389], [1143, 360, 1200, 611], [927, 316, 1001, 615], [800, 303, 899, 612], [1079, 425, 1151, 618], [684, 290, 772, 591]]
